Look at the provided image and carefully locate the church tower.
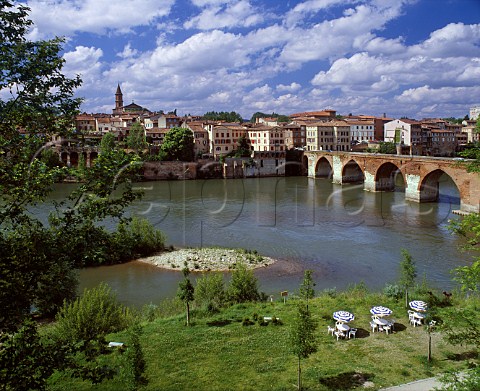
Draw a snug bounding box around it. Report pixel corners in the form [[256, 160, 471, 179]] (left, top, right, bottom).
[[114, 83, 123, 114]]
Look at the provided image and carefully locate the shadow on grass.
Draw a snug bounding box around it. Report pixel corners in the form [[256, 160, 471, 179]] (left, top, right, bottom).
[[350, 328, 369, 339], [392, 322, 407, 332], [319, 371, 374, 390], [206, 319, 232, 327], [446, 351, 478, 361]]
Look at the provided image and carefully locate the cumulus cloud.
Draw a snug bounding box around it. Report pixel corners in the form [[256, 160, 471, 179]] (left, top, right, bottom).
[[25, 0, 478, 119], [276, 82, 302, 92], [184, 0, 263, 30], [23, 0, 175, 38], [62, 46, 103, 86]]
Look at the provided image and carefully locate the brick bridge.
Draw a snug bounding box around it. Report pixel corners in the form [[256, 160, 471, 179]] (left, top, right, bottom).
[[304, 151, 480, 213]]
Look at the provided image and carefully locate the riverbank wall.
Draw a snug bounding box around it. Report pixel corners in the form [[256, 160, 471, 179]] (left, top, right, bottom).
[[142, 155, 289, 180]]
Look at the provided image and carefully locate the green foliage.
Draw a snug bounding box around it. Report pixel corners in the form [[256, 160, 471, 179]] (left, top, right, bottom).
[[55, 283, 130, 355], [194, 273, 226, 312], [290, 302, 317, 390], [233, 135, 251, 157], [383, 283, 403, 300], [299, 270, 315, 302], [441, 307, 480, 350], [203, 111, 243, 123], [126, 122, 147, 152], [121, 322, 147, 390], [160, 127, 194, 161], [0, 320, 64, 391], [100, 132, 116, 154], [114, 217, 166, 261], [453, 260, 480, 294], [249, 111, 290, 123], [399, 249, 417, 307], [227, 262, 260, 303], [459, 142, 480, 172], [377, 141, 397, 154], [177, 267, 195, 325], [448, 213, 480, 293], [435, 366, 480, 391]]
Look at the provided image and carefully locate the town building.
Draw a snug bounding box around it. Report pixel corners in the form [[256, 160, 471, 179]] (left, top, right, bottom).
[[246, 124, 285, 153], [470, 105, 480, 120], [306, 120, 350, 152]]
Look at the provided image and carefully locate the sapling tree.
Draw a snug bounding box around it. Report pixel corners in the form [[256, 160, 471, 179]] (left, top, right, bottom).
[[299, 269, 315, 310], [290, 303, 317, 390], [399, 249, 417, 308], [177, 267, 195, 326]]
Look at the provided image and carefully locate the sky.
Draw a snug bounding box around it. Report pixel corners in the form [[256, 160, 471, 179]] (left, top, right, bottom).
[[18, 0, 480, 120]]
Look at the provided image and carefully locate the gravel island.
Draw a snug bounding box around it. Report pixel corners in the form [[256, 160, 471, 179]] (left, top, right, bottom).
[[138, 247, 275, 271]]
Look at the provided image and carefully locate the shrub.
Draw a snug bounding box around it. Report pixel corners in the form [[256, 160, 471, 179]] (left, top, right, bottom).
[[227, 262, 260, 303], [54, 283, 130, 354], [195, 273, 226, 312], [383, 283, 403, 300], [121, 322, 147, 390], [323, 287, 337, 298], [113, 217, 166, 261], [242, 317, 254, 326], [142, 303, 158, 322]]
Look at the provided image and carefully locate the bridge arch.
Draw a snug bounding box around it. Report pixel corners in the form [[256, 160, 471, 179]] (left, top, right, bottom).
[[342, 159, 364, 183], [375, 162, 404, 192], [419, 169, 461, 203], [315, 157, 332, 178]]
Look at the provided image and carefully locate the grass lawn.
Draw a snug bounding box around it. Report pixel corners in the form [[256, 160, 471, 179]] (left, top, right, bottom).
[[47, 290, 478, 390]]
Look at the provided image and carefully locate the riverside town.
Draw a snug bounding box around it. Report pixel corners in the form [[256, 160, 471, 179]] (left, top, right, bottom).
[[1, 1, 480, 391]]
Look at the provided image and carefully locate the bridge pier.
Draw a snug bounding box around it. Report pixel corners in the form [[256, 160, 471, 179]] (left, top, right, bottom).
[[332, 155, 343, 184], [363, 171, 376, 192]]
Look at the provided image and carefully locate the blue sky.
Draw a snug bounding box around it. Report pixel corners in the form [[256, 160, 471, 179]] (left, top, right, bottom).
[[18, 0, 480, 119]]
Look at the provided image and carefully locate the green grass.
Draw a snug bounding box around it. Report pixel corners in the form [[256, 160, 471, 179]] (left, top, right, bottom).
[[47, 292, 478, 391]]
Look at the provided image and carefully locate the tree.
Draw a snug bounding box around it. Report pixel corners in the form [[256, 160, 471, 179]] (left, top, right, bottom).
[[203, 111, 243, 123], [290, 303, 317, 390], [227, 262, 260, 303], [177, 267, 195, 326], [234, 135, 251, 157], [194, 273, 226, 312], [126, 122, 147, 152], [399, 249, 417, 308], [299, 270, 315, 310], [100, 132, 116, 154], [160, 127, 194, 161], [377, 141, 397, 154]]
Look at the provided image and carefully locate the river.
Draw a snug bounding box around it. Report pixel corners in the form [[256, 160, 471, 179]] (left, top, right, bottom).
[[38, 175, 470, 307]]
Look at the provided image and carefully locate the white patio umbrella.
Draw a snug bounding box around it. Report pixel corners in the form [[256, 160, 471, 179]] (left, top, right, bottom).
[[333, 311, 354, 323], [370, 306, 392, 317], [409, 300, 428, 312]]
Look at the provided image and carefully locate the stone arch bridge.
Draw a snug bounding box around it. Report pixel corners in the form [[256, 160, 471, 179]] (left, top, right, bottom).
[[304, 151, 480, 213]]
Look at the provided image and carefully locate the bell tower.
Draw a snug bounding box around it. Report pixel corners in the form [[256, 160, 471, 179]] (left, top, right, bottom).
[[114, 83, 123, 114]]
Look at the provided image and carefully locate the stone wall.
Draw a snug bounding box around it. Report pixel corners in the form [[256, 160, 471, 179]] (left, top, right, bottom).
[[142, 161, 198, 180]]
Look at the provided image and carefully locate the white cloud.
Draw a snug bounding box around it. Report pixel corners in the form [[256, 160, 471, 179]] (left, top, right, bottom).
[[276, 82, 301, 92], [284, 0, 354, 28], [63, 46, 103, 86], [184, 0, 263, 30], [24, 0, 175, 38], [117, 43, 139, 59]]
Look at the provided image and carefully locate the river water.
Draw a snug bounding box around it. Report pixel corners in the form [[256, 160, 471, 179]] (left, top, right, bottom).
[[40, 175, 470, 307]]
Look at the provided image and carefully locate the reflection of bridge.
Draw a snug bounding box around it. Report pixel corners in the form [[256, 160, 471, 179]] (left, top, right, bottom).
[[304, 151, 480, 213]]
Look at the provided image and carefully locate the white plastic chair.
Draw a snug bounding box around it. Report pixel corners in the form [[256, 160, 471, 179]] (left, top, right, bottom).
[[327, 325, 335, 336], [335, 331, 345, 340], [370, 321, 378, 333], [348, 328, 357, 339]]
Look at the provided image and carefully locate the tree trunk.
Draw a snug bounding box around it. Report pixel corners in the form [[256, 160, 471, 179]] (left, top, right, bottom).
[[186, 302, 190, 326], [297, 356, 301, 390], [428, 333, 432, 362]]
